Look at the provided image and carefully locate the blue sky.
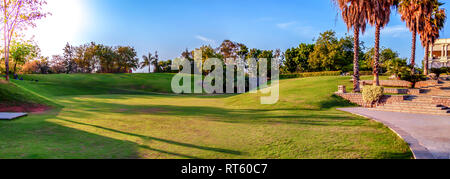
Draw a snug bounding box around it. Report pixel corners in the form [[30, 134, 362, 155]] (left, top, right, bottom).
[[34, 0, 450, 70]]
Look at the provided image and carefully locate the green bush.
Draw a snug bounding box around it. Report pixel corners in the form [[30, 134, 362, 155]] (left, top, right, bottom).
[[281, 71, 341, 79], [431, 67, 450, 77], [362, 86, 384, 104], [400, 70, 426, 88]]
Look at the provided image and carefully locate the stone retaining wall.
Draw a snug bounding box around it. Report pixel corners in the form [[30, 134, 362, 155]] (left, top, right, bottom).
[[335, 93, 367, 107], [361, 80, 412, 88], [335, 92, 406, 108], [383, 88, 421, 95], [416, 80, 439, 88], [432, 96, 450, 107]]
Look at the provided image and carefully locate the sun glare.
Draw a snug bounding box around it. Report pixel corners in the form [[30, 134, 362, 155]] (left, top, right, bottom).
[[25, 0, 90, 57]]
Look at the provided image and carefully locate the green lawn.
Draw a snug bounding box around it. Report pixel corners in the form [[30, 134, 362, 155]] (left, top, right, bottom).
[[0, 74, 412, 159]]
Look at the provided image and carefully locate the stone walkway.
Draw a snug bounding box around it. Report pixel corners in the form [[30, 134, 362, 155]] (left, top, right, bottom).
[[0, 113, 28, 120], [338, 107, 450, 159]]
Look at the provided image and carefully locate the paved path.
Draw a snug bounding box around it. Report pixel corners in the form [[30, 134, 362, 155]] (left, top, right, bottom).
[[0, 113, 28, 120], [338, 108, 450, 159]]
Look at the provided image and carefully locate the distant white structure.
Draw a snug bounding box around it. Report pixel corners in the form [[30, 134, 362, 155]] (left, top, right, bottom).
[[428, 38, 450, 69]]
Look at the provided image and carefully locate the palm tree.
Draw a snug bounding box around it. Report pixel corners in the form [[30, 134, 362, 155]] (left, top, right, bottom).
[[141, 52, 154, 74], [419, 1, 446, 75], [333, 0, 369, 92], [152, 51, 159, 73], [398, 0, 431, 74], [367, 0, 396, 86]]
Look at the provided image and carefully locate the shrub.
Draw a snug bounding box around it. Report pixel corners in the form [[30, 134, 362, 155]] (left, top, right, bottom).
[[431, 67, 450, 77], [362, 86, 384, 104], [280, 71, 341, 79], [400, 71, 426, 88]]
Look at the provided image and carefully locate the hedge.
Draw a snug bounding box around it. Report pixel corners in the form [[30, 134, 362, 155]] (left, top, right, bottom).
[[349, 71, 373, 76], [280, 71, 341, 79]]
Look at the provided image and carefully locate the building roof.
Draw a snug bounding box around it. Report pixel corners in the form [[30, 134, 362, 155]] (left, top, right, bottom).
[[435, 38, 450, 44]]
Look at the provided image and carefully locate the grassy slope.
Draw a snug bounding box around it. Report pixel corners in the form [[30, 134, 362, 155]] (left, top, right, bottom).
[[0, 74, 412, 159], [0, 79, 52, 106], [15, 73, 175, 97]]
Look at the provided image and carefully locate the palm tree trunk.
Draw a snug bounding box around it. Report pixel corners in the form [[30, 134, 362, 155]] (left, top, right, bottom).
[[424, 43, 430, 76], [353, 25, 361, 92], [411, 29, 417, 74], [373, 23, 381, 86]]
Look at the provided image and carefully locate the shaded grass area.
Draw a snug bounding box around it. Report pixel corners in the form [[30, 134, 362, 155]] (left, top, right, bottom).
[[0, 75, 413, 159]]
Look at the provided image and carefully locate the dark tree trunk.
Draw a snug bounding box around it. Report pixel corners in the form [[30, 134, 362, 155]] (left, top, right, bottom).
[[4, 28, 9, 81], [373, 23, 381, 86], [13, 62, 17, 75], [353, 25, 361, 92], [411, 29, 417, 74], [424, 43, 430, 76]]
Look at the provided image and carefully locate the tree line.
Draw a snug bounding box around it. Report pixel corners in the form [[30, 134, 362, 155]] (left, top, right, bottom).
[[283, 30, 408, 75], [2, 34, 406, 78]]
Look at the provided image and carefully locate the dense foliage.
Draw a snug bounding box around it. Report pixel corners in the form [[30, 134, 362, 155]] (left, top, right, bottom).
[[308, 31, 354, 72], [280, 71, 342, 79], [430, 67, 450, 77], [24, 43, 140, 74], [284, 43, 315, 73], [400, 68, 427, 88]]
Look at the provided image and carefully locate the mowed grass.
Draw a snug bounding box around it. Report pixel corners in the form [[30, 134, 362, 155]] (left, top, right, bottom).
[[0, 74, 413, 159]]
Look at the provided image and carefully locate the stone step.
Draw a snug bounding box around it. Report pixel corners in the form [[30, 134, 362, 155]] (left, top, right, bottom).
[[371, 108, 450, 116], [405, 100, 433, 103], [385, 102, 440, 106], [405, 100, 435, 103], [406, 96, 434, 99], [375, 107, 449, 113], [380, 104, 446, 110], [376, 106, 449, 113]]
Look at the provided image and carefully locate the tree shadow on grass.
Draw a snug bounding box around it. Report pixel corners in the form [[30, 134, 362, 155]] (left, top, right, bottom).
[[0, 108, 142, 159], [63, 99, 364, 127], [375, 151, 414, 159], [318, 94, 357, 109], [59, 118, 243, 156], [0, 107, 214, 159]]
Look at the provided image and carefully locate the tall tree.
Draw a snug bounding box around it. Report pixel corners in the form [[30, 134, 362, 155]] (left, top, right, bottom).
[[0, 0, 48, 81], [398, 0, 433, 74], [308, 30, 354, 72], [237, 43, 249, 59], [63, 43, 75, 74], [152, 51, 159, 73], [116, 46, 139, 73], [219, 40, 239, 59], [333, 0, 369, 92], [284, 43, 315, 73], [367, 0, 395, 86], [364, 47, 399, 72], [419, 0, 446, 75], [141, 52, 155, 74], [141, 53, 153, 73], [10, 40, 38, 75]]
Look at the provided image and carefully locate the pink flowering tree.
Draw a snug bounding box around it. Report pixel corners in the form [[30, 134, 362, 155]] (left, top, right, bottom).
[[1, 0, 48, 81]]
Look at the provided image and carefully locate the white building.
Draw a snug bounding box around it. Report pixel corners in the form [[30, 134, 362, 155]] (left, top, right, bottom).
[[429, 38, 450, 69]]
